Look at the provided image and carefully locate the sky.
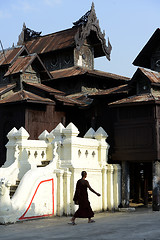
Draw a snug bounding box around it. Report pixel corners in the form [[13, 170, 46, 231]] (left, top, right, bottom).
[[0, 0, 160, 78]]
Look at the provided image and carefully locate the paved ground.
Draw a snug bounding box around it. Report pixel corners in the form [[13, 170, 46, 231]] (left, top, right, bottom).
[[0, 207, 160, 240]]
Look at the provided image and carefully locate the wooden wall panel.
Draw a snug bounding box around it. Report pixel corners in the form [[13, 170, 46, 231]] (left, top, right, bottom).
[[112, 104, 157, 162], [25, 104, 66, 140], [0, 104, 25, 166]]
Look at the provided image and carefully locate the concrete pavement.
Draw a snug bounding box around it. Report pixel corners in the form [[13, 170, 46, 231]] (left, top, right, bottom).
[[0, 207, 160, 240]]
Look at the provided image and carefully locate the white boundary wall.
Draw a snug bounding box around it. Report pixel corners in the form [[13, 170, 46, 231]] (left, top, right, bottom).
[[0, 123, 121, 224]]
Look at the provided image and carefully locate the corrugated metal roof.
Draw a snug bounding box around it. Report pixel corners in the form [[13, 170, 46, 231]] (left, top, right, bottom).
[[55, 94, 92, 107], [88, 84, 128, 96], [22, 4, 111, 59], [0, 86, 90, 107], [25, 27, 79, 54], [0, 90, 54, 105], [68, 95, 93, 105], [67, 85, 128, 98], [4, 54, 37, 76], [23, 82, 64, 95], [139, 68, 160, 83], [0, 84, 16, 96], [0, 46, 24, 66], [109, 93, 159, 106], [50, 66, 130, 81]]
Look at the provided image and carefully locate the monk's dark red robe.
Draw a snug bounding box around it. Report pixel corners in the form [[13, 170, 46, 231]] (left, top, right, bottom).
[[73, 179, 94, 218]]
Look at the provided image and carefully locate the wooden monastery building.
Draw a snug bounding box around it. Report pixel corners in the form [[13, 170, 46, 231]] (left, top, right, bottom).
[[110, 28, 160, 210], [0, 3, 128, 165], [1, 2, 160, 210]]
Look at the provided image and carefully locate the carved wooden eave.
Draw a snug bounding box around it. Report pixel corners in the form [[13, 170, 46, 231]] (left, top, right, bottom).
[[74, 3, 112, 60]]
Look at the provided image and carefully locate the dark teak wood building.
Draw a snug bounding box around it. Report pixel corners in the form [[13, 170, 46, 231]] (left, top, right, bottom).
[[0, 3, 127, 167], [110, 28, 160, 210]]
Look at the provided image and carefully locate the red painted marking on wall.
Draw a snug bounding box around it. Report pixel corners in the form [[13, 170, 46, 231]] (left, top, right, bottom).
[[19, 178, 54, 220]]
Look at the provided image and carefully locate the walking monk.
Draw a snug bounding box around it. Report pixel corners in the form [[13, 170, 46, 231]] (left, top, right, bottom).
[[70, 171, 101, 225]]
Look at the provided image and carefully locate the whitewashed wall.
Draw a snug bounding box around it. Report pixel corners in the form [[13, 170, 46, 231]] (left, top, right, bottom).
[[0, 123, 121, 224]]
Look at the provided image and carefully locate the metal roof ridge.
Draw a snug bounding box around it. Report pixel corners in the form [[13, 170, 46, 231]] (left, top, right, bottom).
[[88, 68, 130, 79], [0, 45, 22, 53], [25, 26, 80, 43], [139, 67, 160, 74]]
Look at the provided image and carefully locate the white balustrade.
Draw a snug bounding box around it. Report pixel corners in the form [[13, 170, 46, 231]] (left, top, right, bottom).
[[0, 122, 121, 224]]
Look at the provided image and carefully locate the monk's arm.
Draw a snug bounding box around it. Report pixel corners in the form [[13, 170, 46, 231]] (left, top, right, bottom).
[[86, 181, 101, 196]]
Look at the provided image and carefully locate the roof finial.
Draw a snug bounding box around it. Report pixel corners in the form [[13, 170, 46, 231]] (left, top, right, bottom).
[[74, 1, 112, 61], [17, 22, 26, 46], [23, 22, 26, 30], [91, 2, 95, 11], [73, 2, 96, 26], [17, 22, 41, 45]]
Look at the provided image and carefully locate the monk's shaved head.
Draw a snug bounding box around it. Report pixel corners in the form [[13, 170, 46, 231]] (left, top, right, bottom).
[[81, 171, 87, 178]]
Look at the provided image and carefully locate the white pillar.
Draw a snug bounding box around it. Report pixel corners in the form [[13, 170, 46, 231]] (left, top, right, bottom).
[[63, 169, 71, 215], [114, 164, 121, 209], [94, 127, 109, 167], [4, 128, 18, 167], [56, 170, 64, 216], [62, 123, 79, 161], [38, 130, 52, 161], [107, 165, 114, 210], [14, 127, 30, 179], [102, 167, 107, 211]]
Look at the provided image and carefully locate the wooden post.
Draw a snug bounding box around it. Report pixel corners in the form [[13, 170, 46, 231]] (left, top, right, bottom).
[[152, 161, 160, 211], [121, 161, 130, 207], [134, 163, 141, 203], [143, 163, 149, 206]]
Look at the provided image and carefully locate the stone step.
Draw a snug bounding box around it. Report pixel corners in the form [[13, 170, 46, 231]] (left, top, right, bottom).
[[41, 160, 50, 165], [10, 185, 17, 191], [10, 181, 20, 198], [37, 160, 50, 168], [16, 180, 20, 185]]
